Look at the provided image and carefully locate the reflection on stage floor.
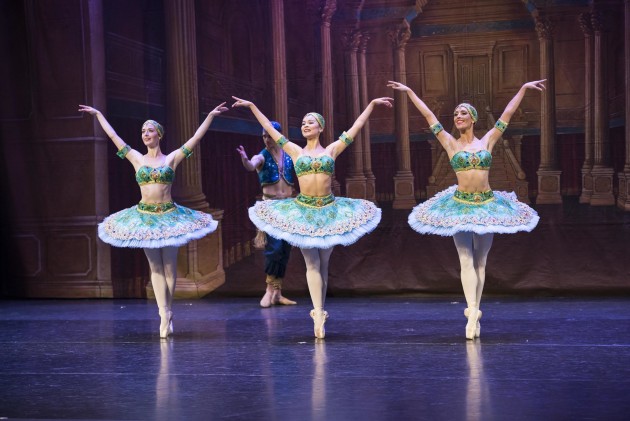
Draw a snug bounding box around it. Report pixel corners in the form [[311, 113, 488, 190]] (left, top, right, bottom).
[[1, 295, 629, 420]]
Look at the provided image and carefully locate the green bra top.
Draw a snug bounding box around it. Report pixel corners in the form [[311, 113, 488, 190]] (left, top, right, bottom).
[[450, 150, 492, 172], [136, 165, 175, 186], [294, 155, 335, 177]]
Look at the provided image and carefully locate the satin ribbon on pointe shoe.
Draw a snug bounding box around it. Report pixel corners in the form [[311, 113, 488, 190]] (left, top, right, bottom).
[[464, 308, 482, 338], [310, 309, 329, 339], [159, 308, 173, 338], [465, 307, 481, 340], [466, 307, 479, 339]]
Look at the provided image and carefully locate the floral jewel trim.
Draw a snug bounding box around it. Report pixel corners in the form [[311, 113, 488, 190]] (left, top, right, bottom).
[[295, 193, 335, 208], [450, 150, 492, 172], [453, 189, 495, 205], [137, 201, 176, 213], [116, 145, 131, 159], [294, 155, 335, 177], [494, 119, 508, 133], [430, 122, 444, 136], [180, 145, 193, 158], [276, 136, 288, 147], [340, 131, 353, 145], [136, 165, 175, 186]]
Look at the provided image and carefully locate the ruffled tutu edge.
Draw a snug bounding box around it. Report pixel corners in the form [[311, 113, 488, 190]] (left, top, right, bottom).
[[98, 219, 218, 249], [98, 205, 219, 249], [248, 206, 382, 249], [407, 213, 539, 236], [408, 185, 539, 237]]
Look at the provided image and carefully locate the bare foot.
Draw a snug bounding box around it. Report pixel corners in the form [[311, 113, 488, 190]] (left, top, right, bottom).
[[272, 290, 297, 305], [260, 290, 273, 308]]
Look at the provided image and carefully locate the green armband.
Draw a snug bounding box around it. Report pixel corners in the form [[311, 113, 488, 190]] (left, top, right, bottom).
[[276, 136, 288, 147], [339, 131, 353, 146], [430, 122, 444, 137], [116, 145, 130, 159], [180, 145, 193, 159], [494, 119, 508, 133]]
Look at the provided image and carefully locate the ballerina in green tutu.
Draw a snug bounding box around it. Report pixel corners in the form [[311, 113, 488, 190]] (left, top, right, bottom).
[[387, 79, 545, 340], [231, 95, 393, 339], [79, 102, 228, 338]]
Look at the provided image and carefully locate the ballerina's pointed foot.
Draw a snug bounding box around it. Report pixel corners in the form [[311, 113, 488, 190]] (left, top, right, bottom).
[[159, 308, 173, 338], [464, 307, 483, 338], [464, 307, 481, 340], [310, 309, 329, 339]]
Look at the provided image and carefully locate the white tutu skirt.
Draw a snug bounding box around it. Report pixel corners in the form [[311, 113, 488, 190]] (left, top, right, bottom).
[[408, 185, 539, 236], [98, 202, 218, 248], [248, 193, 381, 249]]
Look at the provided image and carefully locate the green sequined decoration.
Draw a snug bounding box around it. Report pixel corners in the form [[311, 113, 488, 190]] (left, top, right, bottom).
[[116, 145, 130, 159]]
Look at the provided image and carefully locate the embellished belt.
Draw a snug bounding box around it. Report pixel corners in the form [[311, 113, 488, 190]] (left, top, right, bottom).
[[295, 193, 335, 208], [453, 189, 495, 204], [137, 201, 176, 213]]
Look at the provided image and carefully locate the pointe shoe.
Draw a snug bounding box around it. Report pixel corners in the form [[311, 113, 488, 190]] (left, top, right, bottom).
[[464, 308, 483, 338], [260, 290, 273, 308], [465, 307, 480, 340], [159, 308, 173, 338], [310, 309, 329, 339], [272, 290, 297, 306]]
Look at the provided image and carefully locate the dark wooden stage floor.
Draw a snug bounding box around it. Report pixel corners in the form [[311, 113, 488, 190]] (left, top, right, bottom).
[[1, 295, 629, 420]]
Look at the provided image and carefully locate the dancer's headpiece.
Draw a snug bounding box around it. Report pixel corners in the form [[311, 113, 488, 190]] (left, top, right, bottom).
[[455, 103, 478, 123], [143, 120, 165, 138], [305, 112, 325, 129]]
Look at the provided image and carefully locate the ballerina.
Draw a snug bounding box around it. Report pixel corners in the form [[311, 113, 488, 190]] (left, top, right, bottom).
[[79, 102, 229, 338], [388, 80, 545, 339], [231, 95, 393, 338]]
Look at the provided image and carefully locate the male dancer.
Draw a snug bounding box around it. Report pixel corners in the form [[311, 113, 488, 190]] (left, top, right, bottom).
[[237, 121, 297, 307]]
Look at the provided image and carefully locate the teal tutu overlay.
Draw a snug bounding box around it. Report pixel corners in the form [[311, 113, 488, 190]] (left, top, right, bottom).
[[98, 203, 218, 248], [249, 195, 381, 249], [408, 185, 539, 236]]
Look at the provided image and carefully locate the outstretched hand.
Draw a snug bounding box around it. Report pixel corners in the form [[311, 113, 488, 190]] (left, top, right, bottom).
[[386, 81, 411, 92], [231, 96, 254, 109], [78, 105, 100, 115], [371, 97, 394, 108], [209, 102, 229, 116], [236, 145, 248, 160], [523, 79, 546, 91]]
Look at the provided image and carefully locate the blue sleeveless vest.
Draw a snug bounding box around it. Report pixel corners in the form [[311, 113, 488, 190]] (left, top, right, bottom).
[[258, 149, 295, 186]]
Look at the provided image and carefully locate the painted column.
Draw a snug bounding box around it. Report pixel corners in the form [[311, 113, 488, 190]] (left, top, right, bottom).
[[271, 0, 288, 132], [359, 31, 377, 203], [319, 0, 337, 148], [157, 0, 225, 299], [535, 17, 562, 204], [579, 13, 595, 204], [617, 0, 630, 210], [389, 22, 416, 209], [343, 30, 367, 199], [87, 0, 112, 298], [316, 0, 340, 194], [11, 0, 112, 297], [590, 9, 615, 206]]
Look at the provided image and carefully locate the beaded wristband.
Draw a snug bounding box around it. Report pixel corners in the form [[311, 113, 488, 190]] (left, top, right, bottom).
[[339, 131, 353, 146], [430, 122, 444, 136], [180, 145, 193, 158], [276, 136, 288, 147], [116, 145, 130, 159], [494, 119, 508, 133]]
